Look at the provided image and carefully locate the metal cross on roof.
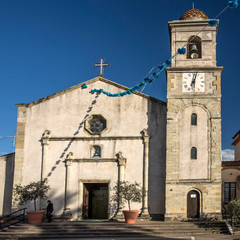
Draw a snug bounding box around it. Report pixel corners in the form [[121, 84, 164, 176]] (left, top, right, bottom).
[[94, 58, 110, 76]]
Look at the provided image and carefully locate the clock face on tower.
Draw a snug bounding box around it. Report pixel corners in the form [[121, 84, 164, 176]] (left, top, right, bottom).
[[182, 72, 205, 93]]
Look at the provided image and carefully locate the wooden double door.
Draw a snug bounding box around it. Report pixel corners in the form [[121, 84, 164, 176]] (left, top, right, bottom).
[[83, 183, 108, 219]]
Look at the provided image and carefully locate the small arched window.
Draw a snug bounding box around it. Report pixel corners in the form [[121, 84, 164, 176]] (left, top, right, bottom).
[[187, 36, 202, 59], [91, 145, 101, 158], [191, 113, 197, 126], [191, 147, 197, 160]]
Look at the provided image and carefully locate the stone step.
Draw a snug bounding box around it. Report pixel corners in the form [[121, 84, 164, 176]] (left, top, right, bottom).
[[0, 228, 216, 233], [0, 231, 228, 238], [0, 232, 230, 239], [0, 234, 231, 240], [0, 221, 229, 239], [4, 227, 225, 234], [3, 226, 226, 232], [7, 224, 204, 229], [0, 235, 194, 240], [6, 221, 227, 227]]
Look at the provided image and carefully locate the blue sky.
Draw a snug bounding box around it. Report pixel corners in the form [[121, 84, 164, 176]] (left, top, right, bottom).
[[0, 0, 239, 160]]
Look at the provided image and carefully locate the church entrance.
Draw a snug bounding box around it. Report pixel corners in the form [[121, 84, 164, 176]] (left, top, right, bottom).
[[187, 190, 200, 218], [82, 183, 108, 219]]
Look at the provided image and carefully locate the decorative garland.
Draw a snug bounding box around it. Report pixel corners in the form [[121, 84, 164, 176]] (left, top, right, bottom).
[[82, 0, 238, 97], [229, 0, 238, 8], [82, 83, 87, 89]]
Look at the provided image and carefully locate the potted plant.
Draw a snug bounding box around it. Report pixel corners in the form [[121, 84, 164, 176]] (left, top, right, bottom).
[[13, 179, 50, 224], [112, 181, 144, 224]]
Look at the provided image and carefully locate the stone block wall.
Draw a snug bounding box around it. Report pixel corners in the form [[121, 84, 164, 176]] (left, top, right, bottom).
[[165, 66, 222, 219], [165, 182, 222, 220]]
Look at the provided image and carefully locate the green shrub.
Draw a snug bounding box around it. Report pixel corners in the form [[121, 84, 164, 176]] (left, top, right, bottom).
[[227, 200, 240, 222], [111, 181, 144, 210], [13, 179, 50, 211]]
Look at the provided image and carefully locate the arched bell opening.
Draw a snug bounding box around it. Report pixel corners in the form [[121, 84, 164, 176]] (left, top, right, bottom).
[[187, 36, 202, 59]]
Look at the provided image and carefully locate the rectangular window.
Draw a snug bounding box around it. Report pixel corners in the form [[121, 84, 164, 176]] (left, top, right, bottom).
[[224, 182, 236, 204]]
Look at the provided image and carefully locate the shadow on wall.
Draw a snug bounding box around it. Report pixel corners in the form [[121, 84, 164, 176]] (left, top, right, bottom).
[[46, 188, 79, 218], [45, 92, 100, 178], [2, 153, 15, 216], [147, 99, 166, 217]]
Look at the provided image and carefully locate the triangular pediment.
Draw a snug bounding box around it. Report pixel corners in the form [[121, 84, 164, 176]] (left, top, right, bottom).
[[16, 75, 165, 107]]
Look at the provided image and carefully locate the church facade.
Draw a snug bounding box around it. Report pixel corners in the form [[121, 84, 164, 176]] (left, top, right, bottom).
[[14, 77, 167, 219], [12, 8, 222, 220]]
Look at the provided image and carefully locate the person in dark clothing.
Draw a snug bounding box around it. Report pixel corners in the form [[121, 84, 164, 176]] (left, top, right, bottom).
[[46, 200, 54, 222]]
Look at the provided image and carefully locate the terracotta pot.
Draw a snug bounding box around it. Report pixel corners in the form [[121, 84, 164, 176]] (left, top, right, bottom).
[[27, 211, 45, 224], [123, 210, 139, 224]]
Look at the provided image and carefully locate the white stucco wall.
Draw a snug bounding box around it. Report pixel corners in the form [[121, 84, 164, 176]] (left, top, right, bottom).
[[15, 77, 166, 218]]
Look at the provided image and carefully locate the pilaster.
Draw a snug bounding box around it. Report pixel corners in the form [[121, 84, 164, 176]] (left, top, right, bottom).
[[140, 129, 151, 219], [62, 152, 73, 219], [41, 130, 50, 181], [115, 151, 126, 219], [40, 130, 50, 209]]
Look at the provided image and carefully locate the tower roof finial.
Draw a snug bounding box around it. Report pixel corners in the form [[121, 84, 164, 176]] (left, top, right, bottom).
[[192, 2, 195, 9]]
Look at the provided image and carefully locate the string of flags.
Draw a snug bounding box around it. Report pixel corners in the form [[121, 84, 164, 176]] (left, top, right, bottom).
[[0, 136, 16, 148], [82, 0, 238, 97]]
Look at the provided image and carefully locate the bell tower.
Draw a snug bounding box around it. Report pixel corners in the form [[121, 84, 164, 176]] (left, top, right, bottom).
[[165, 8, 222, 220]]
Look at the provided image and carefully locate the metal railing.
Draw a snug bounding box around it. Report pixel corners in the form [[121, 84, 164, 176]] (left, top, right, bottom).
[[0, 208, 27, 230], [222, 205, 231, 221]]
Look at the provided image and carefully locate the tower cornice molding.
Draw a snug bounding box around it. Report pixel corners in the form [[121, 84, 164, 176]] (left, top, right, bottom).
[[166, 67, 223, 72], [167, 95, 222, 99], [168, 19, 218, 28]]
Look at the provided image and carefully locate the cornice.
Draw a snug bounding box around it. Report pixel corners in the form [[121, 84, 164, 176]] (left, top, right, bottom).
[[166, 67, 223, 72], [167, 95, 221, 99], [68, 158, 117, 163], [49, 136, 142, 141], [168, 19, 218, 30]]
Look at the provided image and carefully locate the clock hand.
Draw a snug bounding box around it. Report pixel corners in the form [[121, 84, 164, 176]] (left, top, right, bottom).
[[191, 72, 197, 87]]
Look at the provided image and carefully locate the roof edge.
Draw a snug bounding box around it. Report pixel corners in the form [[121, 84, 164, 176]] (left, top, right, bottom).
[[222, 161, 240, 168], [15, 103, 28, 107], [15, 76, 100, 107], [232, 130, 240, 139], [0, 152, 15, 158], [15, 76, 166, 107], [98, 77, 166, 105]]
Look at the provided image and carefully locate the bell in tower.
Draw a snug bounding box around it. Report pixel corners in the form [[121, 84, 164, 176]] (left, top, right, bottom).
[[189, 44, 199, 59], [187, 36, 202, 59]]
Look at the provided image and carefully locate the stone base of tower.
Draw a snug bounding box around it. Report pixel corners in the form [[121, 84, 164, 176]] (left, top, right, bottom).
[[165, 182, 222, 221]]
